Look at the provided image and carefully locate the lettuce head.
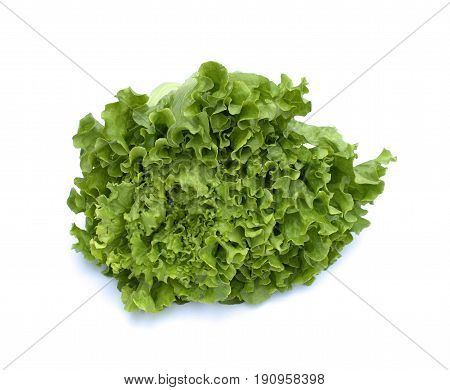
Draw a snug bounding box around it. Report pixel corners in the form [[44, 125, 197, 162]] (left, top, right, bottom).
[[68, 61, 395, 313]]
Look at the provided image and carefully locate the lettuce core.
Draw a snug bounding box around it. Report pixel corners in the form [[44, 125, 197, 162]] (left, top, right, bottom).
[[68, 61, 395, 312]]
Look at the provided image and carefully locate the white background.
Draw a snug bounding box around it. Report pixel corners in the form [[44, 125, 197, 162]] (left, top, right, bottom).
[[0, 0, 449, 388]]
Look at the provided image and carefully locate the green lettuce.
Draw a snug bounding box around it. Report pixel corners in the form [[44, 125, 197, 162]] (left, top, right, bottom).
[[68, 61, 395, 312]]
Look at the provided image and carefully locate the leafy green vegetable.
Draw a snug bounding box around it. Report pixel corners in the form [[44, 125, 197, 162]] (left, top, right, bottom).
[[68, 61, 395, 312]]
